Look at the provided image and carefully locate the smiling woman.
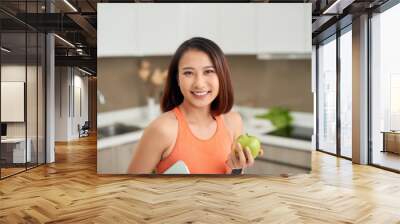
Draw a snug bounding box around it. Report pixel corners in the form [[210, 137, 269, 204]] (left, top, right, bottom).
[[127, 37, 263, 175]]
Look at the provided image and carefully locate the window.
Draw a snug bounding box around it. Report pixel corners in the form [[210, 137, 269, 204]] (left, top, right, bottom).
[[339, 28, 352, 158], [370, 2, 400, 171], [317, 36, 337, 154]]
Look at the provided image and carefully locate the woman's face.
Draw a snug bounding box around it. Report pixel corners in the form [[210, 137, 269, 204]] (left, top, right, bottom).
[[178, 49, 220, 109]]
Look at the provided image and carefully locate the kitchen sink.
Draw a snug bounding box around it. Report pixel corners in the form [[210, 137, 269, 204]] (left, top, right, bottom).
[[98, 123, 142, 139]]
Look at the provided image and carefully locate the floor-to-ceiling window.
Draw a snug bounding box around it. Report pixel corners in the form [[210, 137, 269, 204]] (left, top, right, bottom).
[[315, 1, 400, 172], [0, 1, 46, 179], [317, 35, 337, 154], [370, 2, 400, 171], [316, 23, 353, 159], [339, 26, 352, 159]]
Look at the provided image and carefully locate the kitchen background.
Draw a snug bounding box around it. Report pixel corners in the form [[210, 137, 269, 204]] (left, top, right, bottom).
[[97, 3, 313, 175], [98, 57, 312, 113]]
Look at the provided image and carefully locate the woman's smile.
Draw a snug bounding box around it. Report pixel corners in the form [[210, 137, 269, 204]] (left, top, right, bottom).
[[191, 90, 211, 98]]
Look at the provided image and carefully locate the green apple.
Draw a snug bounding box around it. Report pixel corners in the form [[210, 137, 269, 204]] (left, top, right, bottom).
[[236, 134, 261, 159]]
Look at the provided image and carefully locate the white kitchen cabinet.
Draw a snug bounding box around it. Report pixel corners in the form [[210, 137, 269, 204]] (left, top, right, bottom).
[[218, 4, 256, 54], [97, 4, 139, 57], [98, 3, 312, 57], [137, 3, 257, 55], [256, 3, 312, 54], [136, 4, 186, 56], [183, 4, 220, 45]]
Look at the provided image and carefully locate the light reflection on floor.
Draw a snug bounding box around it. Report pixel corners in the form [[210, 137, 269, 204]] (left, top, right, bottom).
[[372, 151, 400, 171]]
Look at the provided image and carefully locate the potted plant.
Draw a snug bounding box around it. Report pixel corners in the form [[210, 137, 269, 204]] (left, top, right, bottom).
[[255, 107, 293, 134]]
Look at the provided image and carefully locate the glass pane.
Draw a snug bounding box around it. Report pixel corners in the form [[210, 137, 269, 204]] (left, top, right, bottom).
[[371, 3, 400, 171], [340, 29, 352, 158], [38, 33, 45, 165], [318, 37, 337, 154], [27, 31, 38, 169], [1, 31, 27, 177], [26, 0, 39, 169]]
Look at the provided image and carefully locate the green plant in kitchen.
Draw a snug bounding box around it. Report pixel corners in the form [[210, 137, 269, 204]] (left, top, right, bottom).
[[236, 134, 261, 159], [255, 107, 293, 129]]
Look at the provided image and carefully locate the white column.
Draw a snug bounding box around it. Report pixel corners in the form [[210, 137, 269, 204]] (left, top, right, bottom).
[[46, 32, 55, 163], [352, 14, 369, 164]]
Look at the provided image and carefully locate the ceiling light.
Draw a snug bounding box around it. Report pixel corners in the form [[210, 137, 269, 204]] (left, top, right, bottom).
[[323, 0, 354, 15], [1, 47, 11, 53], [323, 0, 342, 14], [63, 0, 78, 12], [78, 67, 93, 76], [54, 34, 75, 48]]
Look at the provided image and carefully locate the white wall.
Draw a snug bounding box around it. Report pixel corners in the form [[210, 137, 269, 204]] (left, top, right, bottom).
[[74, 73, 89, 123], [1, 82, 24, 122], [1, 64, 26, 81], [1, 63, 47, 164], [72, 73, 89, 138], [55, 66, 67, 141], [1, 65, 36, 137], [55, 67, 89, 141], [1, 66, 26, 127]]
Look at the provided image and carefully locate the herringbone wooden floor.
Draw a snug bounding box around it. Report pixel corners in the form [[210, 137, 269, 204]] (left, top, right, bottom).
[[1, 135, 400, 223]]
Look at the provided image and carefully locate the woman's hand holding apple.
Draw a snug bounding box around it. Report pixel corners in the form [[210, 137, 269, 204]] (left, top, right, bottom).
[[225, 139, 264, 170]]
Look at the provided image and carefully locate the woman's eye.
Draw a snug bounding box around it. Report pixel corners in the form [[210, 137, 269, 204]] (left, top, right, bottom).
[[183, 71, 193, 76], [205, 70, 215, 74]]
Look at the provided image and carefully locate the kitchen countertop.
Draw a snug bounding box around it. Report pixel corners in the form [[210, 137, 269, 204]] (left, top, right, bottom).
[[97, 106, 155, 150], [97, 105, 314, 151]]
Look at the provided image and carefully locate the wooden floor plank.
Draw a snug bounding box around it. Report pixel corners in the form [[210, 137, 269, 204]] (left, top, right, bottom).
[[0, 134, 399, 223]]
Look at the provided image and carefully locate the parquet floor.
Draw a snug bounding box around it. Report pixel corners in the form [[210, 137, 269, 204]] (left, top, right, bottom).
[[1, 167, 26, 178], [1, 134, 400, 223]]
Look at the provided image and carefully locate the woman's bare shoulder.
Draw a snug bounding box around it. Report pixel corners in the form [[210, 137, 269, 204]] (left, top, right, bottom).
[[222, 110, 243, 140], [223, 110, 243, 126], [128, 111, 178, 173], [145, 110, 178, 138]]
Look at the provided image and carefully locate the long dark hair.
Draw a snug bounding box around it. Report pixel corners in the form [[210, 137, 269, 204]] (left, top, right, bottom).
[[161, 37, 234, 116]]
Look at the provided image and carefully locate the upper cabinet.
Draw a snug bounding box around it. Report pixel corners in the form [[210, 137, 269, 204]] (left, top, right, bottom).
[[183, 4, 219, 44], [256, 3, 311, 54], [139, 3, 255, 55], [136, 4, 186, 56], [218, 4, 257, 55], [97, 3, 312, 57], [97, 4, 139, 57]]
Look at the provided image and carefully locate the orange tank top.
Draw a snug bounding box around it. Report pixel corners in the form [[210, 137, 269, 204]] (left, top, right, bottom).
[[156, 106, 233, 174]]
